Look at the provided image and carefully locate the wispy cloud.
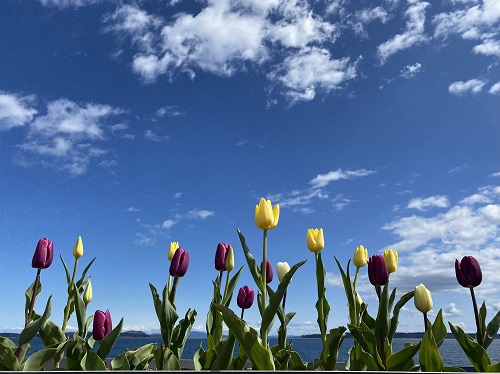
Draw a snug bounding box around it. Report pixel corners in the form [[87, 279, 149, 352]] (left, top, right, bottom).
[[156, 106, 184, 117], [144, 130, 167, 142], [0, 91, 37, 131], [489, 82, 500, 95], [449, 79, 486, 95], [407, 195, 449, 211], [174, 192, 182, 199], [448, 163, 471, 173], [380, 62, 423, 88], [126, 206, 141, 212], [38, 0, 101, 8], [309, 168, 377, 188]]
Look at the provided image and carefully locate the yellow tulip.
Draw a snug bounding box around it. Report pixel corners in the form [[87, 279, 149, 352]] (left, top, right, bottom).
[[83, 280, 93, 305], [384, 249, 398, 273], [255, 198, 279, 230], [225, 246, 235, 272], [307, 228, 324, 252], [353, 245, 368, 268], [73, 236, 83, 259], [168, 242, 179, 261], [414, 284, 433, 313]]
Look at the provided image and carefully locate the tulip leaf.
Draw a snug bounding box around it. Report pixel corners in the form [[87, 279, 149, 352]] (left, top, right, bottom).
[[386, 342, 420, 371], [432, 309, 447, 348], [315, 253, 330, 344], [211, 334, 236, 370], [171, 308, 197, 359], [149, 283, 162, 321], [96, 317, 123, 360], [212, 303, 275, 370], [39, 319, 66, 347], [334, 257, 357, 325], [154, 346, 180, 370], [321, 326, 347, 370], [0, 338, 16, 353], [480, 301, 487, 344], [111, 352, 130, 370], [193, 346, 216, 370], [237, 229, 264, 292], [72, 285, 86, 337], [419, 327, 443, 372], [160, 285, 179, 347], [0, 342, 19, 371], [375, 283, 390, 344], [388, 287, 396, 312], [449, 322, 491, 372], [486, 362, 500, 372], [76, 257, 96, 290], [388, 290, 414, 342], [362, 351, 381, 371], [125, 342, 155, 369], [222, 265, 245, 306], [81, 349, 106, 371], [24, 279, 42, 326], [348, 324, 372, 358], [484, 310, 500, 350], [65, 337, 87, 370], [19, 295, 52, 347], [261, 260, 306, 338], [60, 255, 71, 284]]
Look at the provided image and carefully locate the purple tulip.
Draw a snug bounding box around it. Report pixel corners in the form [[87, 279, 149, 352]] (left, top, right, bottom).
[[455, 256, 482, 288], [215, 242, 231, 271], [237, 286, 254, 309], [31, 238, 54, 269], [260, 260, 273, 283], [368, 255, 389, 286], [170, 248, 189, 277], [93, 309, 112, 341]]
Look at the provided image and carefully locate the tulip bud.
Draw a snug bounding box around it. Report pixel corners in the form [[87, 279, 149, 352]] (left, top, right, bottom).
[[260, 260, 273, 283], [414, 284, 433, 314], [455, 256, 482, 288], [92, 309, 112, 341], [307, 228, 324, 252], [356, 292, 363, 306], [215, 242, 233, 271], [237, 286, 254, 309], [225, 246, 234, 272], [353, 245, 368, 268], [83, 280, 93, 305], [255, 198, 280, 230], [32, 238, 54, 269], [169, 247, 189, 277], [168, 242, 179, 261], [383, 249, 398, 274], [368, 255, 389, 286], [73, 236, 83, 260], [276, 262, 291, 282]]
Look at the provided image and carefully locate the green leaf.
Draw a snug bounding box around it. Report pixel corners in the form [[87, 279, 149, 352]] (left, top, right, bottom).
[[487, 362, 500, 372], [0, 337, 17, 352], [484, 310, 500, 350], [480, 301, 487, 345], [261, 260, 306, 338], [22, 341, 68, 371], [419, 327, 443, 372], [449, 322, 491, 372], [211, 334, 236, 370], [65, 337, 87, 370], [386, 343, 420, 371], [81, 349, 106, 371], [321, 326, 347, 370], [19, 296, 52, 347], [222, 265, 245, 306], [388, 287, 396, 312], [154, 346, 180, 370], [171, 308, 197, 359], [237, 229, 264, 292], [334, 257, 357, 325], [72, 285, 86, 337], [0, 342, 19, 371], [60, 255, 71, 284], [388, 290, 414, 342], [160, 285, 179, 347], [212, 303, 275, 370], [125, 343, 155, 369], [111, 352, 130, 370], [24, 280, 42, 325], [315, 253, 329, 341], [96, 317, 123, 360], [76, 257, 96, 290], [39, 319, 66, 347], [432, 309, 447, 348], [149, 283, 162, 321], [362, 351, 380, 371], [193, 346, 216, 370], [375, 283, 390, 343]]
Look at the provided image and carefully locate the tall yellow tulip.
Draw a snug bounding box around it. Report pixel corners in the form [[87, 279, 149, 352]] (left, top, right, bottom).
[[255, 198, 280, 230], [353, 245, 368, 268], [73, 236, 83, 259], [307, 228, 324, 252], [384, 249, 398, 274], [168, 242, 179, 261]]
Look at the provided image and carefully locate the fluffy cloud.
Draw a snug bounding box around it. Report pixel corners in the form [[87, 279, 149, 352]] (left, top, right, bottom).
[[407, 195, 450, 211], [448, 79, 486, 95], [309, 168, 377, 188], [489, 82, 500, 94], [0, 92, 37, 131], [472, 39, 500, 57]]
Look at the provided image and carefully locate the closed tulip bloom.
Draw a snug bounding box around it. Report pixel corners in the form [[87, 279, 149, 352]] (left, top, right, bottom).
[[169, 247, 189, 277], [368, 255, 389, 286], [356, 292, 363, 306], [225, 246, 234, 272], [384, 249, 398, 274], [276, 262, 291, 282], [255, 198, 280, 230], [168, 242, 179, 261], [455, 256, 482, 288], [83, 280, 93, 305], [237, 286, 254, 309], [353, 245, 368, 268], [73, 236, 83, 260], [307, 228, 324, 252], [414, 284, 433, 313], [260, 260, 273, 283], [215, 242, 233, 271], [93, 309, 112, 341], [32, 238, 54, 269]]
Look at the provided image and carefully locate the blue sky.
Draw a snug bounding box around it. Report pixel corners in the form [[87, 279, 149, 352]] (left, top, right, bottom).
[[0, 0, 499, 336]]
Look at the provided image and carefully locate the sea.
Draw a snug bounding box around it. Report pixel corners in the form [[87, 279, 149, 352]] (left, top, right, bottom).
[[9, 336, 500, 368]]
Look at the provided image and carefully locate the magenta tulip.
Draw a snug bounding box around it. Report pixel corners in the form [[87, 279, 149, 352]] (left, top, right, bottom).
[[455, 256, 482, 288], [260, 260, 273, 283], [31, 238, 54, 269], [169, 247, 189, 277], [215, 242, 231, 271], [93, 309, 112, 341], [368, 255, 389, 286], [237, 286, 254, 309]]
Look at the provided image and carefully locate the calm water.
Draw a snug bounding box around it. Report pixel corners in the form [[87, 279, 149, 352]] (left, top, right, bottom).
[[12, 336, 500, 368]]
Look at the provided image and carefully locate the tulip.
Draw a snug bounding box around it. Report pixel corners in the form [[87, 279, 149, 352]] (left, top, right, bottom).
[[32, 238, 54, 269], [260, 260, 273, 283], [169, 248, 189, 277], [455, 256, 482, 288], [277, 262, 291, 282], [353, 245, 368, 268], [73, 236, 83, 260], [167, 242, 179, 261], [215, 242, 233, 271], [93, 309, 112, 341], [307, 228, 324, 252], [255, 198, 280, 230], [384, 249, 398, 274], [414, 284, 432, 314], [368, 255, 389, 287], [355, 292, 363, 306], [237, 285, 254, 314], [83, 280, 92, 305]]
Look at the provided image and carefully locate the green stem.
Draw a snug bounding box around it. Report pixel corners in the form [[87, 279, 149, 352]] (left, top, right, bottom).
[[315, 252, 326, 349], [223, 270, 231, 302], [166, 274, 172, 297], [240, 309, 245, 320], [169, 276, 180, 306], [470, 287, 483, 346], [423, 312, 428, 332], [62, 258, 79, 332], [282, 290, 288, 349], [261, 229, 268, 348], [353, 267, 359, 291], [375, 284, 381, 301]]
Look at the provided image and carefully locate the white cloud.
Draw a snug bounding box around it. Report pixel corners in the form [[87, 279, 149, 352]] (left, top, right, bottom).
[[161, 219, 177, 230], [448, 79, 486, 95], [380, 62, 422, 88], [472, 39, 500, 57], [126, 206, 141, 212], [448, 163, 471, 173], [174, 192, 182, 199], [144, 130, 167, 142], [38, 0, 101, 7], [489, 82, 500, 94], [156, 106, 184, 117], [0, 92, 37, 131], [407, 195, 450, 211], [178, 209, 215, 220], [352, 6, 389, 37], [110, 123, 129, 132], [377, 2, 430, 64], [97, 159, 118, 168], [443, 303, 463, 317], [309, 168, 376, 188], [490, 171, 500, 177], [135, 233, 156, 246]]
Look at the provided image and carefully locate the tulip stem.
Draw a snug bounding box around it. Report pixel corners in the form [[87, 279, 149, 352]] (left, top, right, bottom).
[[315, 252, 326, 350], [26, 269, 41, 326], [470, 287, 483, 346], [167, 275, 172, 297], [223, 270, 231, 302], [423, 313, 428, 332], [170, 276, 179, 306], [375, 284, 382, 301], [62, 258, 79, 332], [353, 267, 360, 290], [240, 309, 245, 320], [261, 229, 268, 348]]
